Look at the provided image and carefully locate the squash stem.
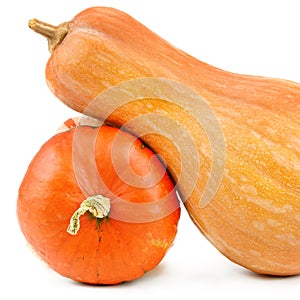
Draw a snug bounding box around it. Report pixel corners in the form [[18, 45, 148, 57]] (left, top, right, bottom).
[[28, 18, 69, 53], [67, 195, 111, 235]]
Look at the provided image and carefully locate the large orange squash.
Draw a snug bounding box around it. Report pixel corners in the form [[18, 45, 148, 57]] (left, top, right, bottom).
[[17, 122, 180, 284], [29, 7, 300, 275]]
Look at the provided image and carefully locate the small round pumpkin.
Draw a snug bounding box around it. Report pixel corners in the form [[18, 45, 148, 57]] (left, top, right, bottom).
[[17, 120, 180, 284]]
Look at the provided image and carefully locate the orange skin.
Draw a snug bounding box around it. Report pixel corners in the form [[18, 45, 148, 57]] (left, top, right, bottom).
[[30, 7, 300, 275], [17, 124, 180, 284]]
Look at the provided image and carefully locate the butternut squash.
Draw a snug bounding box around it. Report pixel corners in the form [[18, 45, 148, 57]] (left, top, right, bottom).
[[29, 7, 300, 276]]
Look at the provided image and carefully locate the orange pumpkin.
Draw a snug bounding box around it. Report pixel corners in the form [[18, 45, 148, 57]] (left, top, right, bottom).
[[17, 121, 180, 284], [29, 7, 300, 275]]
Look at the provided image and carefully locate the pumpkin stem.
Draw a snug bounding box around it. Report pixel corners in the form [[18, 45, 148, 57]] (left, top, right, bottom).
[[67, 195, 110, 235], [28, 18, 69, 53]]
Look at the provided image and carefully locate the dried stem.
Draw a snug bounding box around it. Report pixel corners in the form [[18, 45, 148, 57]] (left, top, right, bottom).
[[28, 18, 69, 52], [67, 195, 111, 235]]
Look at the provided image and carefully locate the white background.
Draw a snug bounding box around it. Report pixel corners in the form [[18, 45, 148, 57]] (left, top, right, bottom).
[[1, 0, 300, 299]]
